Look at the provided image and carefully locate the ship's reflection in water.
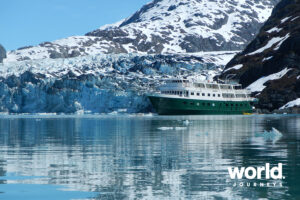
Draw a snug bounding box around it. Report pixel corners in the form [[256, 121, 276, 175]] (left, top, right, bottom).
[[0, 115, 299, 199]]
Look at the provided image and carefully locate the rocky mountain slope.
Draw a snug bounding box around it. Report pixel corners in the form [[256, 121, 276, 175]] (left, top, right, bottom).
[[221, 0, 300, 112], [0, 44, 6, 63], [5, 0, 279, 62]]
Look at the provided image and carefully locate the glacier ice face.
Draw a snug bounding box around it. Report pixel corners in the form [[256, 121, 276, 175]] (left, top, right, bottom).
[[0, 53, 232, 113]]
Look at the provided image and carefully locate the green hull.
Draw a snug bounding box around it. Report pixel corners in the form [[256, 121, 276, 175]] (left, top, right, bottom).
[[148, 95, 254, 115]]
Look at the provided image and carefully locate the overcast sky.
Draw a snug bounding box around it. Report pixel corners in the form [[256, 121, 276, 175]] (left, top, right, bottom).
[[1, 0, 149, 50]]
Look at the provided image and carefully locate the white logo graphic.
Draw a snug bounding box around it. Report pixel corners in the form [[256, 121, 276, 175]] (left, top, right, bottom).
[[228, 163, 284, 180]]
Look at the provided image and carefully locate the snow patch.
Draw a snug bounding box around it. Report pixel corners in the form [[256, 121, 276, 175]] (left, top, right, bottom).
[[280, 98, 300, 109], [248, 34, 290, 55], [223, 64, 243, 72], [274, 33, 290, 51], [281, 16, 291, 23], [266, 27, 282, 33], [247, 67, 291, 92], [262, 56, 273, 62]]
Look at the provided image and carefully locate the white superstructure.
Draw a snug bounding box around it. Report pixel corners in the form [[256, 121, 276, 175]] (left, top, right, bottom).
[[156, 78, 255, 102]]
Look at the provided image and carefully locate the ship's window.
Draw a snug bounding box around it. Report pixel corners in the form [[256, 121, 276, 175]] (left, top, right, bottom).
[[236, 94, 246, 98], [202, 93, 205, 96], [197, 93, 200, 96], [208, 103, 211, 106], [190, 102, 194, 105], [226, 104, 229, 107], [208, 93, 211, 97], [220, 85, 232, 90], [218, 94, 221, 97], [202, 103, 205, 106], [240, 104, 243, 107], [180, 91, 182, 95], [212, 84, 219, 89], [197, 83, 205, 88], [191, 92, 194, 95], [183, 102, 187, 105], [231, 104, 234, 106], [213, 94, 216, 97], [236, 104, 238, 106], [234, 85, 242, 90], [197, 103, 200, 106]]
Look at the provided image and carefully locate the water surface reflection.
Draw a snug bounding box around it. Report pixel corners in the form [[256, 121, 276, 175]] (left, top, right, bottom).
[[0, 115, 299, 199]]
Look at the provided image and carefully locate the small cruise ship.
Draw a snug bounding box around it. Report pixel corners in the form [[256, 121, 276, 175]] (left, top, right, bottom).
[[148, 78, 257, 115]]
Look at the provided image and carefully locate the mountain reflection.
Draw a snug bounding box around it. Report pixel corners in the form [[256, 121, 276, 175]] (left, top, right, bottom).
[[0, 115, 299, 199]]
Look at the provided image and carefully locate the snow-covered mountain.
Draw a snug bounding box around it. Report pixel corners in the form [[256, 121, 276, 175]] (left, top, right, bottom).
[[5, 0, 279, 62], [221, 0, 300, 112]]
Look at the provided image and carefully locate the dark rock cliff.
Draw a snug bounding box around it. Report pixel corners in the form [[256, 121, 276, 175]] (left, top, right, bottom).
[[221, 0, 300, 111], [0, 44, 6, 63]]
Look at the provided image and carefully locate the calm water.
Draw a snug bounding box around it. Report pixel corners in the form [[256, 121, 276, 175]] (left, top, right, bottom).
[[0, 114, 299, 200]]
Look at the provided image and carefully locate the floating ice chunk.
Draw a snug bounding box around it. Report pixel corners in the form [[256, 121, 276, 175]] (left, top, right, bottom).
[[157, 127, 187, 131], [157, 127, 174, 130], [255, 127, 282, 143], [183, 120, 190, 126]]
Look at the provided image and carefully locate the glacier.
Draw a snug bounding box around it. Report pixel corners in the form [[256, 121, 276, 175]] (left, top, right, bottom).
[[0, 52, 234, 114]]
